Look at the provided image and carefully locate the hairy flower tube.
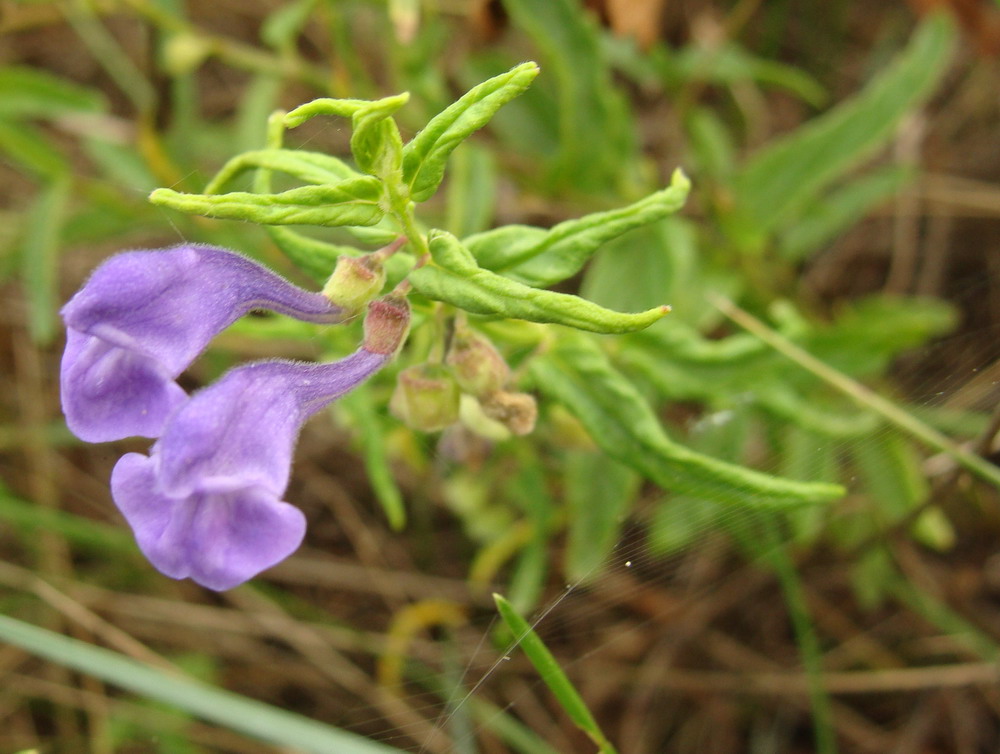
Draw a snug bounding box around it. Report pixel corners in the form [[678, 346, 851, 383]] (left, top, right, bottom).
[[110, 297, 411, 590], [61, 244, 348, 442]]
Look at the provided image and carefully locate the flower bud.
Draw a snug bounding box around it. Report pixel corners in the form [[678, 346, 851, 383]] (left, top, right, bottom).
[[322, 255, 387, 315], [362, 296, 411, 355], [480, 391, 537, 436], [390, 364, 460, 432], [446, 329, 510, 397]]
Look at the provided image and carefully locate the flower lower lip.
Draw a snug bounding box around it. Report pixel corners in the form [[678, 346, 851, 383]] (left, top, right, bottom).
[[191, 476, 277, 497]]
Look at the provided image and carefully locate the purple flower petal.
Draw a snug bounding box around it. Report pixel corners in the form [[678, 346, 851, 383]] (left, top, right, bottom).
[[60, 329, 189, 441], [110, 347, 392, 590], [61, 245, 346, 442], [112, 453, 307, 591]]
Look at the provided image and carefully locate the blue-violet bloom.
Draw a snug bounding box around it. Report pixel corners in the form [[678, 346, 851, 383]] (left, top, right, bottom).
[[109, 297, 410, 591], [61, 244, 347, 442]]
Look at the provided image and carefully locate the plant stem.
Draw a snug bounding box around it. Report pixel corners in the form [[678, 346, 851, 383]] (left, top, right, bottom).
[[710, 294, 1000, 490]]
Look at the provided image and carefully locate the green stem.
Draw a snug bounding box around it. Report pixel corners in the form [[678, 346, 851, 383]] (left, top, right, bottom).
[[761, 522, 837, 754], [386, 180, 429, 260], [711, 294, 1000, 491]]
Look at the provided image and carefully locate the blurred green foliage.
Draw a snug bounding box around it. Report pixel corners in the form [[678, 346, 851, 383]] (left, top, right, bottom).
[[3, 1, 993, 752]]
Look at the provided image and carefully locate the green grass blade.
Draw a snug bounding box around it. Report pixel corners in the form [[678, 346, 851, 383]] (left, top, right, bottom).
[[493, 593, 617, 754], [0, 615, 403, 754], [21, 175, 71, 344]]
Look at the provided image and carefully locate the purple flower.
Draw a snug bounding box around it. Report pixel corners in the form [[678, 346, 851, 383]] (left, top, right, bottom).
[[61, 245, 347, 442], [109, 297, 411, 590]]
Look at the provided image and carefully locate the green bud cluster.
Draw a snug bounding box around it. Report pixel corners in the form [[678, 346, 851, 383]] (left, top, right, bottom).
[[389, 364, 460, 432]]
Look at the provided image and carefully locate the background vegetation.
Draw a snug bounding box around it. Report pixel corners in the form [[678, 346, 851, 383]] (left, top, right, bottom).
[[2, 0, 1000, 751]]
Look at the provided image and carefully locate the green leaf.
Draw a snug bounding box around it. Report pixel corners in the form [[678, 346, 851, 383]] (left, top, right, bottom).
[[732, 12, 954, 238], [261, 0, 318, 50], [403, 62, 539, 202], [852, 432, 929, 523], [777, 166, 913, 260], [648, 496, 719, 555], [564, 452, 638, 582], [466, 169, 691, 287], [0, 118, 69, 179], [0, 483, 133, 553], [667, 44, 826, 106], [0, 65, 105, 118], [83, 137, 159, 193], [203, 149, 360, 194], [339, 386, 406, 530], [446, 143, 497, 238], [0, 615, 402, 754], [409, 231, 669, 334], [757, 385, 880, 438], [499, 0, 635, 192], [494, 593, 618, 753], [582, 217, 700, 326], [21, 175, 71, 343], [530, 335, 844, 507], [284, 98, 382, 127], [235, 74, 283, 153], [284, 93, 410, 179], [264, 228, 361, 281], [684, 106, 737, 181], [350, 94, 409, 178], [149, 177, 384, 227]]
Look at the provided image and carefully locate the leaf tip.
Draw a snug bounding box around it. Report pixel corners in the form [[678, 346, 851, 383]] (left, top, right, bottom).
[[519, 60, 541, 76], [670, 167, 692, 193], [282, 108, 307, 129], [148, 187, 174, 205]]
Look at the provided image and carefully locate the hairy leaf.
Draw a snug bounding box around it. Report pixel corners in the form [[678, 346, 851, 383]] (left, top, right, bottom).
[[530, 335, 844, 507], [149, 177, 384, 226], [409, 232, 669, 333], [203, 149, 359, 194], [467, 170, 690, 287], [403, 62, 539, 202]]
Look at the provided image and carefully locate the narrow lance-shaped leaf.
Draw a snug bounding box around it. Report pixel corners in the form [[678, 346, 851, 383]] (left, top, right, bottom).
[[777, 166, 913, 261], [408, 231, 669, 334], [494, 594, 618, 754], [564, 452, 638, 582], [0, 65, 105, 118], [467, 169, 691, 287], [350, 93, 409, 178], [0, 615, 402, 754], [530, 335, 844, 507], [339, 386, 407, 531], [149, 176, 384, 227], [0, 118, 69, 179], [403, 62, 540, 202], [283, 97, 381, 128], [22, 175, 70, 344], [500, 0, 635, 192], [203, 149, 361, 194], [732, 11, 954, 237]]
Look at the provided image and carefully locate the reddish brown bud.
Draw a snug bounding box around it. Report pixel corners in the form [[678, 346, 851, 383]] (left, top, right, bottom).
[[362, 296, 411, 355]]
